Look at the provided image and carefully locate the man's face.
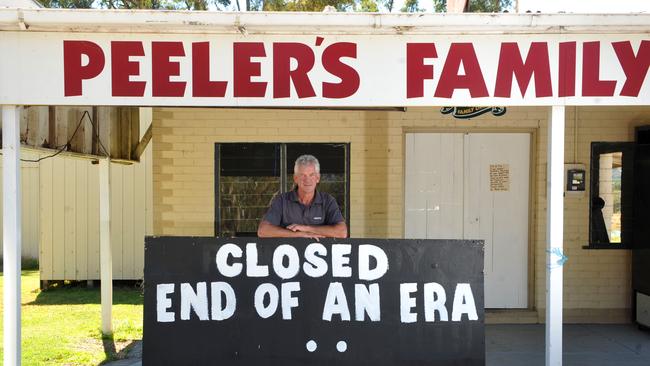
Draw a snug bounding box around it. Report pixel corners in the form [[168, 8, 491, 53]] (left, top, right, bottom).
[[294, 163, 320, 194]]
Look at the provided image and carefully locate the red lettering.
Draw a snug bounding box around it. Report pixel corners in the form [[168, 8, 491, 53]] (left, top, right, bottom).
[[406, 43, 437, 98], [322, 42, 360, 99], [151, 42, 186, 97], [273, 43, 316, 98], [434, 43, 488, 98], [582, 41, 616, 97], [63, 41, 105, 97], [111, 41, 146, 97], [494, 42, 552, 98], [192, 42, 227, 98], [233, 42, 267, 98], [559, 42, 577, 97], [612, 40, 650, 97]]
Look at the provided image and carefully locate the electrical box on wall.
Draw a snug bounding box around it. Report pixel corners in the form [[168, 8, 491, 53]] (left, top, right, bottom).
[[565, 164, 586, 195]]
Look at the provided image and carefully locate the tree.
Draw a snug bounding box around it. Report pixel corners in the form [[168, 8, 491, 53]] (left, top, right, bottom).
[[98, 0, 230, 10], [432, 0, 513, 12], [378, 0, 394, 12], [37, 0, 231, 10], [262, 0, 355, 11], [400, 0, 423, 12], [40, 0, 489, 13], [357, 0, 379, 12], [432, 0, 445, 12], [36, 0, 94, 7], [468, 0, 512, 12]]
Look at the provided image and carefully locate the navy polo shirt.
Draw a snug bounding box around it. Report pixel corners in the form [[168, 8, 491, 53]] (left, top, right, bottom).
[[262, 190, 344, 228]]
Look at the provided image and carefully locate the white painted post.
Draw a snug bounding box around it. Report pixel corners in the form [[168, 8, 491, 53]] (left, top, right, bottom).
[[99, 157, 113, 334], [139, 108, 154, 235], [3, 105, 22, 366], [546, 106, 565, 366]]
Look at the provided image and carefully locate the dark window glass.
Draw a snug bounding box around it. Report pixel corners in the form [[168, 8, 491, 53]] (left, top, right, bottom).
[[216, 143, 350, 237], [217, 144, 281, 237], [220, 143, 280, 177]]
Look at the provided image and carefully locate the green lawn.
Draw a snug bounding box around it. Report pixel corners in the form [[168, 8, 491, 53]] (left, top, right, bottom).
[[0, 270, 143, 365]]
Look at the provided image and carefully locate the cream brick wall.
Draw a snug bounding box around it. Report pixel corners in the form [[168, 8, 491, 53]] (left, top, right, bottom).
[[152, 105, 650, 321], [534, 106, 649, 320]]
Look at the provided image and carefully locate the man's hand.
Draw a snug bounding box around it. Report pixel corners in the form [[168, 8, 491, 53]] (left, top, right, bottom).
[[258, 220, 347, 239], [296, 231, 325, 241], [258, 220, 325, 240], [287, 222, 347, 239], [286, 224, 310, 233], [286, 224, 324, 241]]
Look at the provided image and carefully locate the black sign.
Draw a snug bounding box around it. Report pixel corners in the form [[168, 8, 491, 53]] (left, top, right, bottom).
[[441, 106, 506, 119], [143, 237, 485, 365]]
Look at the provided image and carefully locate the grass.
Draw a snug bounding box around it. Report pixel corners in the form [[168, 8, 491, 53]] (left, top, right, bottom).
[[0, 270, 143, 365]]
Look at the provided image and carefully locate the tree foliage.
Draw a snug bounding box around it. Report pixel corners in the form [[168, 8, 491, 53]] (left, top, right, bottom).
[[98, 0, 230, 10], [262, 0, 355, 11], [38, 0, 515, 13], [432, 0, 513, 13], [36, 0, 94, 8], [432, 0, 445, 12], [400, 0, 422, 12], [37, 0, 231, 10], [378, 0, 394, 12], [468, 0, 512, 12], [357, 0, 379, 12]]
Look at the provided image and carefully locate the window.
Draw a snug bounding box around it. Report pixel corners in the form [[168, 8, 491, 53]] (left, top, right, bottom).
[[215, 143, 350, 237], [588, 142, 634, 248]]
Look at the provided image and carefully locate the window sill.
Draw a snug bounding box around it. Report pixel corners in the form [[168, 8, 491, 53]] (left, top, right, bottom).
[[582, 244, 631, 250]]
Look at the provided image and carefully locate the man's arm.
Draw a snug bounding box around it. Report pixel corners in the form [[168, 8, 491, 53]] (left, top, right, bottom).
[[286, 222, 348, 238], [257, 220, 325, 238]]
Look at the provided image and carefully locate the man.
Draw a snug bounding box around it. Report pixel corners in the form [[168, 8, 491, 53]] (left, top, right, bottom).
[[257, 154, 348, 238]]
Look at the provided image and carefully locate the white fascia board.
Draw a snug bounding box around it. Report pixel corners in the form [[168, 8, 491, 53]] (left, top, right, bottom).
[[0, 9, 649, 35]]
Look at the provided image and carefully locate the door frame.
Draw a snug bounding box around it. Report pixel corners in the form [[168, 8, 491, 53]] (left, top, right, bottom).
[[402, 127, 539, 311]]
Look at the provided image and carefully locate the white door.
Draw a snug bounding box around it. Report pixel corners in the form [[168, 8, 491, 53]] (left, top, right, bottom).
[[405, 132, 530, 308]]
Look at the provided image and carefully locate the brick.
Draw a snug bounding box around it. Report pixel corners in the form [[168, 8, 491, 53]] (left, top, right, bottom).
[[151, 105, 650, 320]]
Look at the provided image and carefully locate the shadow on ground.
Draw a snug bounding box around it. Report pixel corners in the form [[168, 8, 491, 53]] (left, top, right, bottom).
[[27, 282, 143, 305], [100, 335, 142, 365]]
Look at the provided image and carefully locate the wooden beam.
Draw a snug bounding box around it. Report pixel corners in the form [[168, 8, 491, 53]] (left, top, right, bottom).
[[92, 106, 99, 156], [116, 107, 132, 159], [48, 106, 56, 148], [132, 124, 152, 161], [130, 108, 140, 158], [70, 108, 89, 153]]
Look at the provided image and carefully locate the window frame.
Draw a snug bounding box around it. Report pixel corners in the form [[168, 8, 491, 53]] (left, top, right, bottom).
[[214, 142, 351, 237], [586, 141, 635, 249]]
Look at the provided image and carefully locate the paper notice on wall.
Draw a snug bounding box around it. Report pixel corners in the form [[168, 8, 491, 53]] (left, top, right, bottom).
[[490, 164, 510, 191]]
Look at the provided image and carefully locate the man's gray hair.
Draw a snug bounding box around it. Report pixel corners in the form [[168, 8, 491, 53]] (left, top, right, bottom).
[[294, 154, 320, 175]]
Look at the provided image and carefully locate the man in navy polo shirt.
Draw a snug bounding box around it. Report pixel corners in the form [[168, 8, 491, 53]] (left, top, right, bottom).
[[257, 154, 348, 238]]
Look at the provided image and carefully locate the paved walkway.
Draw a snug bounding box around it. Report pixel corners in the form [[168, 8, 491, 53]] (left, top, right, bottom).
[[105, 324, 650, 366], [487, 324, 650, 366]]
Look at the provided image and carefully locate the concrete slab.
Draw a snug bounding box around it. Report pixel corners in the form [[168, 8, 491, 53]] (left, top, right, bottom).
[[103, 324, 650, 366], [487, 324, 650, 366]]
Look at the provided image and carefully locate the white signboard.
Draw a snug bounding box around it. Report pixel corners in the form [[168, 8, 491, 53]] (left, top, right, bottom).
[[0, 32, 648, 106]]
